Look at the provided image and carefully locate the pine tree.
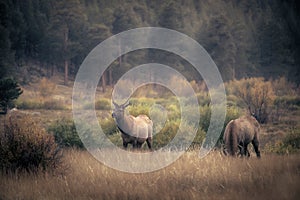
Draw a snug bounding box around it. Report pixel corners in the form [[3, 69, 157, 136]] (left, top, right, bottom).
[[0, 78, 23, 114], [46, 0, 87, 85]]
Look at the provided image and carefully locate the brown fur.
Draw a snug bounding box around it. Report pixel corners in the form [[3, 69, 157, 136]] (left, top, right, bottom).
[[223, 115, 261, 158]]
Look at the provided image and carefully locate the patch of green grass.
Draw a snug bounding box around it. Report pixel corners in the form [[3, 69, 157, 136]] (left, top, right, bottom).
[[16, 99, 67, 110]]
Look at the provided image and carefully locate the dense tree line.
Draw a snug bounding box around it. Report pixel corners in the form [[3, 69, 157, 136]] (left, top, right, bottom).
[[0, 0, 299, 86]]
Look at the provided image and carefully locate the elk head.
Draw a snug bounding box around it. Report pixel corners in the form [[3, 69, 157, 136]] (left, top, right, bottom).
[[111, 99, 130, 119]]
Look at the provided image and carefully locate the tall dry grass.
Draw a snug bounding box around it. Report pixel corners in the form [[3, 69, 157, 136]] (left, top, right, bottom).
[[0, 150, 299, 200]]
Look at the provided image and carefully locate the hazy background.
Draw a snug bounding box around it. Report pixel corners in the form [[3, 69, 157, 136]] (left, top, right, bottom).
[[0, 0, 299, 86]]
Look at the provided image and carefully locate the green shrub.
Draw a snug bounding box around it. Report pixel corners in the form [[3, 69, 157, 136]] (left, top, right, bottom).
[[283, 130, 300, 150], [83, 98, 111, 110], [107, 133, 123, 147], [16, 99, 43, 109], [43, 100, 66, 110], [199, 105, 211, 132], [217, 106, 241, 144], [272, 76, 297, 96], [16, 99, 66, 110], [274, 96, 300, 110], [0, 114, 62, 173], [225, 106, 241, 125], [264, 129, 300, 154], [95, 98, 111, 110], [166, 104, 180, 121], [153, 121, 179, 148], [100, 118, 117, 135], [190, 128, 206, 149], [199, 104, 241, 146], [196, 93, 211, 106], [48, 119, 84, 149], [48, 118, 101, 149], [152, 120, 206, 150], [130, 97, 155, 106], [128, 104, 150, 116], [226, 94, 244, 107], [108, 97, 240, 149]]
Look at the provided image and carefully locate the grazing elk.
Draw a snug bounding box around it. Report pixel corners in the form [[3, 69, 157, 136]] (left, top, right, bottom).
[[112, 100, 153, 149], [223, 115, 261, 158]]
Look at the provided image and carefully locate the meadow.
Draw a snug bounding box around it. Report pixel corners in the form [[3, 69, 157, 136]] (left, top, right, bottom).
[[1, 150, 299, 200], [1, 76, 300, 199]]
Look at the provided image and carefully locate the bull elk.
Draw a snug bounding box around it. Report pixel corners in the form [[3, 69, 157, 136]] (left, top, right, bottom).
[[112, 100, 153, 149]]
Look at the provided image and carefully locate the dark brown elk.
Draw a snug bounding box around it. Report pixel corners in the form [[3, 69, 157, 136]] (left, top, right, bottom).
[[223, 115, 261, 158], [112, 100, 153, 149]]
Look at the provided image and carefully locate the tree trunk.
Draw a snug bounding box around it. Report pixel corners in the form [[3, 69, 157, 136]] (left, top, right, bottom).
[[118, 38, 122, 69], [64, 60, 68, 85], [51, 64, 55, 77], [102, 71, 106, 93], [109, 68, 113, 86], [63, 27, 69, 85]]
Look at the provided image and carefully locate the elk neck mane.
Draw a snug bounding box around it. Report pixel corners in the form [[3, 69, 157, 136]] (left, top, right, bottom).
[[115, 112, 135, 135]]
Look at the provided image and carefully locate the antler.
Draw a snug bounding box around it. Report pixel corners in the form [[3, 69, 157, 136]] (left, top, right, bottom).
[[112, 98, 130, 108], [112, 100, 119, 107], [122, 98, 130, 108]]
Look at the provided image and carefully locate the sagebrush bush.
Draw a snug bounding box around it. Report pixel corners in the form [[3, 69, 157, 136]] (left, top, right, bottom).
[[282, 129, 300, 150], [0, 114, 63, 173], [265, 129, 300, 154], [274, 96, 300, 110], [226, 77, 275, 123], [272, 76, 297, 96]]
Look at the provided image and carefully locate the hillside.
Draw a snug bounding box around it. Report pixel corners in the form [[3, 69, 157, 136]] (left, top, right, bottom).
[[0, 0, 299, 86]]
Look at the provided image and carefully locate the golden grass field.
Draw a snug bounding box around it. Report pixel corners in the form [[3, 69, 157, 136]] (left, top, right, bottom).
[[1, 150, 299, 200], [1, 79, 299, 200]]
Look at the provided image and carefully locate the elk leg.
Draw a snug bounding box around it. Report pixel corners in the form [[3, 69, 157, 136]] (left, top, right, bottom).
[[132, 139, 137, 149], [135, 141, 141, 149], [238, 143, 243, 157], [223, 147, 228, 156], [244, 144, 250, 157], [252, 139, 261, 158], [123, 141, 128, 149], [146, 137, 152, 150], [246, 149, 250, 157]]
